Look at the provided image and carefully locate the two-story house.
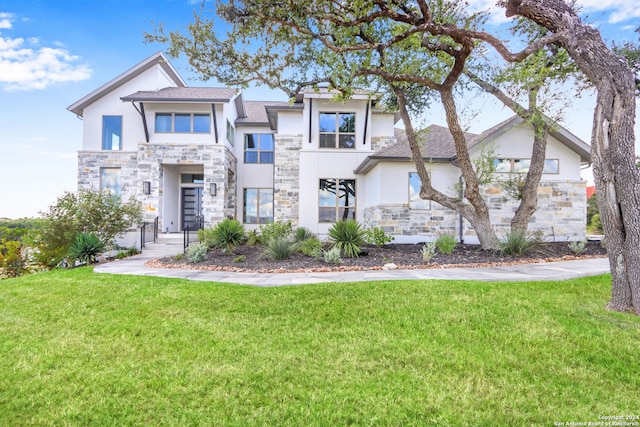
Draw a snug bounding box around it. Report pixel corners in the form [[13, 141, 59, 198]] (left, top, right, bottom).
[[69, 52, 591, 246]]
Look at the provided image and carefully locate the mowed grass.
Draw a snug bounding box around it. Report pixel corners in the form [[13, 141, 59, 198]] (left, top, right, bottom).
[[0, 269, 638, 426]]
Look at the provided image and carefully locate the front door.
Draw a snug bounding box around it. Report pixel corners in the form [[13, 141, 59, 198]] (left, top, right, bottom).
[[182, 187, 204, 230]]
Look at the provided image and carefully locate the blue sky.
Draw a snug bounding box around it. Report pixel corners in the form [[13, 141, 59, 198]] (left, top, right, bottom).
[[0, 0, 638, 219]]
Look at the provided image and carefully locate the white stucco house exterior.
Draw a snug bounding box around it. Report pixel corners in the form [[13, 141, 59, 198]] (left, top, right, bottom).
[[68, 52, 591, 246]]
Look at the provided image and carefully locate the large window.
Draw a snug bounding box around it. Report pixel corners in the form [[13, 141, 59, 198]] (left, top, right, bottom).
[[494, 158, 559, 174], [243, 188, 273, 224], [319, 112, 356, 149], [319, 179, 356, 223], [154, 113, 210, 133], [100, 168, 121, 195], [244, 134, 274, 164], [409, 172, 431, 210], [102, 116, 122, 150]]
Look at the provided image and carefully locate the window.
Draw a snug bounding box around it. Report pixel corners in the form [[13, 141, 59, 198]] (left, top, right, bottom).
[[243, 188, 273, 224], [102, 116, 122, 150], [319, 179, 356, 223], [409, 172, 430, 210], [244, 134, 274, 164], [100, 168, 121, 195], [226, 120, 235, 146], [319, 112, 355, 149], [181, 174, 204, 184], [494, 158, 559, 174], [154, 113, 211, 133]]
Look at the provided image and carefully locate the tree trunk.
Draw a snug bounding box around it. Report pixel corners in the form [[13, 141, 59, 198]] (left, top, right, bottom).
[[506, 0, 640, 314], [511, 120, 549, 232], [393, 86, 499, 249]]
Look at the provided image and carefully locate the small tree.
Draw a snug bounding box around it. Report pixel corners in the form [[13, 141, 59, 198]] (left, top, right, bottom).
[[29, 189, 142, 268]]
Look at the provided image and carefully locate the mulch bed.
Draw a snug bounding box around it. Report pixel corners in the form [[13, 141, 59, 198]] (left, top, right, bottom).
[[148, 241, 607, 274]]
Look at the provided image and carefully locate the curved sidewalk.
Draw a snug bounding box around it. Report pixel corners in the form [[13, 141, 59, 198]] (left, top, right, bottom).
[[94, 238, 611, 287]]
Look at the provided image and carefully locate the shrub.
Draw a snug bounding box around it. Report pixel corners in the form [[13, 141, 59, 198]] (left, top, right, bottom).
[[435, 234, 457, 255], [421, 241, 437, 262], [568, 239, 587, 255], [499, 229, 546, 256], [245, 229, 262, 246], [260, 236, 299, 260], [0, 239, 27, 278], [28, 189, 141, 268], [364, 227, 394, 247], [259, 221, 292, 245], [187, 242, 209, 263], [323, 246, 342, 264], [233, 254, 247, 263], [69, 232, 105, 265], [328, 220, 366, 258], [299, 236, 323, 257], [590, 213, 603, 234], [293, 227, 315, 242], [207, 219, 245, 253]]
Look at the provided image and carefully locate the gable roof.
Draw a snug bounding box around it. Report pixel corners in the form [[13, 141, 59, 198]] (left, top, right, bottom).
[[67, 51, 186, 117], [354, 125, 477, 174], [354, 116, 592, 174], [121, 87, 238, 103]]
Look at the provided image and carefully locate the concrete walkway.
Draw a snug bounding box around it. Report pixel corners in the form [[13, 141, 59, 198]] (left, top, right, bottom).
[[94, 235, 611, 287]]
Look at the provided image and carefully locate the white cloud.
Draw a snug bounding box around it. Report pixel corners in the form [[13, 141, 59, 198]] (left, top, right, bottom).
[[0, 12, 92, 91], [576, 0, 640, 23], [0, 12, 13, 29]]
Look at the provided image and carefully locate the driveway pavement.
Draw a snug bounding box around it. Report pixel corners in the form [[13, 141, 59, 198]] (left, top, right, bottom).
[[94, 235, 611, 287]]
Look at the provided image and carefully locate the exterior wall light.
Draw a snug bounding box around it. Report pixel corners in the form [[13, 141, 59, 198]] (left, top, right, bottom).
[[143, 181, 151, 195], [210, 183, 217, 196]]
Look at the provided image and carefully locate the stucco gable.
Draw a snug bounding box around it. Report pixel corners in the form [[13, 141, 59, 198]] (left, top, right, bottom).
[[67, 51, 186, 117]]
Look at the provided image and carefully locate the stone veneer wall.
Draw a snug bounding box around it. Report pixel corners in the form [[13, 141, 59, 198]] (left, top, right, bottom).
[[371, 136, 397, 152], [77, 151, 139, 196], [78, 143, 237, 229], [137, 142, 237, 228], [364, 180, 587, 242], [273, 135, 303, 225]]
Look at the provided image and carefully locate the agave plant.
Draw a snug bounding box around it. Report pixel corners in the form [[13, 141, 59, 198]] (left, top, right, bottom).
[[328, 220, 366, 258], [69, 232, 105, 265]]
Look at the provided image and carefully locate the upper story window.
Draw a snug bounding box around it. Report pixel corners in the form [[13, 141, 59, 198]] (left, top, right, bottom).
[[319, 112, 355, 149], [409, 172, 431, 210], [154, 113, 211, 133], [319, 179, 356, 223], [244, 134, 274, 164], [226, 120, 235, 146], [494, 158, 559, 174], [102, 116, 122, 150]]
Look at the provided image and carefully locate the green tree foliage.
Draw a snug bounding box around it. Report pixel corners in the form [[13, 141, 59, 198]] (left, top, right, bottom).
[[613, 26, 640, 96], [0, 239, 27, 278], [29, 190, 142, 268]]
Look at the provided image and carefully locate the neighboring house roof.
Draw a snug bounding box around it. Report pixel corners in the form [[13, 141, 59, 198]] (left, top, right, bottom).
[[236, 101, 291, 126], [68, 51, 186, 117], [120, 87, 238, 103], [354, 115, 592, 174]]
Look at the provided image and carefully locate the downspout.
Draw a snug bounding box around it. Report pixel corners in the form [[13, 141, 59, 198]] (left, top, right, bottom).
[[130, 101, 149, 142], [308, 98, 312, 144], [363, 100, 370, 145], [211, 103, 219, 144]]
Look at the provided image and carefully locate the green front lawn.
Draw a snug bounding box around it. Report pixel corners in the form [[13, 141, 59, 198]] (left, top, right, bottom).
[[1, 269, 638, 426]]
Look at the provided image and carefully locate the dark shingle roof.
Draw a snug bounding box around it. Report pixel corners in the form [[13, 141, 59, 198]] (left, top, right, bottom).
[[121, 87, 238, 102], [235, 101, 291, 125], [377, 125, 478, 160]]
